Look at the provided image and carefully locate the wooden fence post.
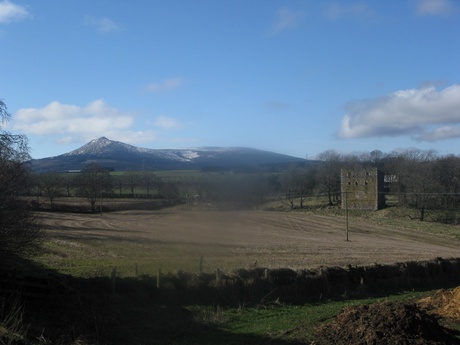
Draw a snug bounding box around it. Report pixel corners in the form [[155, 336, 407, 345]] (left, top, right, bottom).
[[216, 268, 221, 284], [157, 268, 161, 289], [199, 256, 203, 274], [111, 266, 117, 294], [264, 268, 270, 280]]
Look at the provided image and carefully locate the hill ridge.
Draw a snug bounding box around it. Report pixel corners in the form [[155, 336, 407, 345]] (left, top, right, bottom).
[[29, 137, 307, 173]]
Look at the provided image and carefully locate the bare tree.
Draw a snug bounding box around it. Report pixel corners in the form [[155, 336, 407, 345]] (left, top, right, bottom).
[[391, 149, 440, 221], [177, 178, 193, 203], [74, 163, 113, 212], [139, 170, 161, 197], [113, 174, 124, 197], [299, 166, 317, 208], [0, 101, 29, 162], [280, 167, 316, 209], [61, 174, 75, 197], [159, 181, 180, 200], [436, 155, 460, 196], [408, 161, 440, 221], [435, 155, 460, 223], [317, 150, 342, 205], [38, 172, 62, 207], [124, 172, 139, 197], [280, 168, 300, 209], [0, 99, 42, 261]]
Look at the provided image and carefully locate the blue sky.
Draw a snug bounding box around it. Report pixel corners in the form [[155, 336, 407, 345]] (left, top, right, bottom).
[[1, 0, 459, 159]]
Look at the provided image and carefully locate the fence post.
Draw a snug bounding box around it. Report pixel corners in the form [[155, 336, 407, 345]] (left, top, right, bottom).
[[111, 266, 117, 294], [199, 256, 203, 274], [345, 191, 349, 241], [264, 268, 270, 280], [216, 268, 221, 284], [157, 268, 161, 289]]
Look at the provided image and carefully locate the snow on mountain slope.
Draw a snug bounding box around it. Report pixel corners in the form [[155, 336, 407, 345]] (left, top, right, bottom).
[[64, 137, 196, 162], [30, 137, 306, 172], [65, 137, 146, 156], [63, 137, 248, 162]]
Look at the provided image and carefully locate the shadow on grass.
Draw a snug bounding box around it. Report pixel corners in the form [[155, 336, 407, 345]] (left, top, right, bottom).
[[1, 258, 308, 344], [3, 256, 460, 344]]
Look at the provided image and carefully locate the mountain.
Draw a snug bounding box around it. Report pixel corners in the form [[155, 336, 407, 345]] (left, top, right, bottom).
[[28, 137, 307, 173]]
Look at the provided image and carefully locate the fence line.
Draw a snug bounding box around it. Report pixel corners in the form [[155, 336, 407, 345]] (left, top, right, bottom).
[[4, 258, 460, 304]]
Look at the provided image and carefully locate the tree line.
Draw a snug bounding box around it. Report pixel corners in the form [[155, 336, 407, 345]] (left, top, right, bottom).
[[28, 165, 181, 212], [280, 149, 460, 222], [28, 166, 275, 211], [28, 147, 460, 222]]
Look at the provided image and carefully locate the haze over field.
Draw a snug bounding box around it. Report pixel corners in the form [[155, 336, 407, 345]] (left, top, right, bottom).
[[1, 0, 459, 159]]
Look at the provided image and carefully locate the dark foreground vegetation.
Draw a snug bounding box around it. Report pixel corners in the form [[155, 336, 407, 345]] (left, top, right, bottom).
[[2, 257, 460, 344]]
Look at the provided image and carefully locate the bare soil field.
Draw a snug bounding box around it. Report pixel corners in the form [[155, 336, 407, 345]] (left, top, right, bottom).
[[36, 204, 460, 277]]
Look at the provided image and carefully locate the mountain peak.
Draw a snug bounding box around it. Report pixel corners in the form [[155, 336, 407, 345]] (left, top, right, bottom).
[[64, 137, 139, 156], [88, 136, 111, 146], [93, 136, 109, 142]]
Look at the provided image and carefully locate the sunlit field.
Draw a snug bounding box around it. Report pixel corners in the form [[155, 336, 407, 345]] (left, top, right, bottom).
[[35, 200, 460, 278]]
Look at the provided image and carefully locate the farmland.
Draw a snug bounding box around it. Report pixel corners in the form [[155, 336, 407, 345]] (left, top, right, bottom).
[[36, 202, 460, 277]]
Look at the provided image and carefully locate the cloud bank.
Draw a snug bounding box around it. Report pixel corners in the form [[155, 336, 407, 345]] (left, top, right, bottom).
[[12, 100, 167, 145], [338, 84, 460, 142], [0, 0, 30, 24]]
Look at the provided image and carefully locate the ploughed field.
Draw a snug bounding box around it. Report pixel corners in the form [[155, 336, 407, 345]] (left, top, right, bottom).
[[37, 206, 460, 277]]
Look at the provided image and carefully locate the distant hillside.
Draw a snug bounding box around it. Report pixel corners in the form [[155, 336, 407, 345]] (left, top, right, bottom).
[[28, 137, 307, 173]]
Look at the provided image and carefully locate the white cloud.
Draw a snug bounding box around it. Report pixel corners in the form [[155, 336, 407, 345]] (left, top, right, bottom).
[[0, 0, 30, 24], [146, 78, 184, 93], [12, 99, 158, 145], [324, 2, 375, 20], [415, 0, 457, 16], [84, 15, 121, 33], [337, 84, 460, 142], [270, 7, 305, 35], [416, 126, 460, 142]]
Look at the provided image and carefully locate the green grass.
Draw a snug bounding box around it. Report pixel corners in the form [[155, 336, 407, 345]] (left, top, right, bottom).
[[179, 290, 439, 344], [39, 241, 221, 278]]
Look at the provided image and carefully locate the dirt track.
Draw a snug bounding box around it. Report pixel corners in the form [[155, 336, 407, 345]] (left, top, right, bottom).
[[38, 206, 460, 273]]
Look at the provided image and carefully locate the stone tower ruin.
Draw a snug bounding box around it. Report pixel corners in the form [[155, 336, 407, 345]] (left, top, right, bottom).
[[341, 167, 385, 210]]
